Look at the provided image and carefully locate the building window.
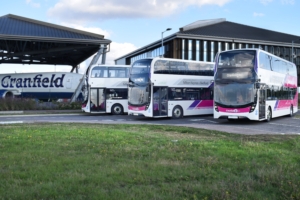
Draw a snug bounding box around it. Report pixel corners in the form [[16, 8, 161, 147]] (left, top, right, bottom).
[[211, 42, 214, 62], [196, 40, 200, 61], [225, 43, 228, 50], [270, 46, 274, 54], [188, 40, 193, 60], [203, 41, 207, 62], [218, 42, 221, 53], [182, 40, 185, 60]]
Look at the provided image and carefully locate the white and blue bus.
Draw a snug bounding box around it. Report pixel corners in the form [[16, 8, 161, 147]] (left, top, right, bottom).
[[0, 72, 83, 101], [82, 64, 130, 115], [128, 57, 214, 118], [214, 49, 298, 121]]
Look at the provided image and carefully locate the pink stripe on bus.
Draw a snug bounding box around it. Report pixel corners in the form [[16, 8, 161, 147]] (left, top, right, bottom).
[[128, 105, 146, 111], [218, 106, 251, 113], [284, 75, 297, 88], [195, 100, 213, 109]]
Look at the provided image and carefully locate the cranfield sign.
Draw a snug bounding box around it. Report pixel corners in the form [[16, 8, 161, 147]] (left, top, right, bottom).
[[1, 74, 65, 88]]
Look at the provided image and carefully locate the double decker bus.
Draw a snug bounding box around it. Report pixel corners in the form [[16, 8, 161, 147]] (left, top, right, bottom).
[[214, 49, 298, 121], [128, 58, 214, 118], [81, 64, 130, 115]]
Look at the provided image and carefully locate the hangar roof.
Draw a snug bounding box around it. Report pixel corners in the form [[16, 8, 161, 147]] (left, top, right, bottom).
[[179, 19, 300, 45], [0, 14, 111, 68]]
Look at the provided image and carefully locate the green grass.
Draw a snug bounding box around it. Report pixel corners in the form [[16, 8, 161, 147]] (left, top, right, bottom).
[[0, 123, 299, 200]]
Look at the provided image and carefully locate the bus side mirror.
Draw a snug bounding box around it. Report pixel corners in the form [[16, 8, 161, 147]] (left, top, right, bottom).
[[255, 83, 260, 89]]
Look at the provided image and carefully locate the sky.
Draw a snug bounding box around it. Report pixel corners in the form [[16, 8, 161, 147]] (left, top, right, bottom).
[[0, 0, 299, 74]]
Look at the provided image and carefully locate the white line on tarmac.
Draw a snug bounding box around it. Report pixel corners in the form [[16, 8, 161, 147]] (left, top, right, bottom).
[[269, 123, 300, 128], [0, 121, 24, 124], [0, 113, 83, 118]]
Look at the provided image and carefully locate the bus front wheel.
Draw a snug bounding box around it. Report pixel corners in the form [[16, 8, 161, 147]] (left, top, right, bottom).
[[266, 107, 272, 122], [289, 106, 293, 117], [172, 106, 183, 119], [111, 104, 123, 115]]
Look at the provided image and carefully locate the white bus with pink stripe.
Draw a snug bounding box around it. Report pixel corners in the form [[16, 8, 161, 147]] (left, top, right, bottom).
[[81, 64, 130, 115], [214, 49, 298, 121], [128, 58, 214, 118]]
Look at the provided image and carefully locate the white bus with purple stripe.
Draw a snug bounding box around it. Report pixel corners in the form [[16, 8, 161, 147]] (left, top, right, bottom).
[[128, 57, 214, 118], [214, 49, 298, 121]]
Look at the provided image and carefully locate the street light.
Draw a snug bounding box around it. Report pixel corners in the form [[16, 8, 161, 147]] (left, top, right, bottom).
[[161, 28, 172, 57]]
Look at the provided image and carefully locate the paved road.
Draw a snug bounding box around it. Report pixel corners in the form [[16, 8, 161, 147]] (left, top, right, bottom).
[[0, 112, 300, 135], [1, 111, 300, 135]]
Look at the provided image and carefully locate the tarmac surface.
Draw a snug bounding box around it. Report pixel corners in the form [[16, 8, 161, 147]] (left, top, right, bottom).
[[0, 109, 300, 135]]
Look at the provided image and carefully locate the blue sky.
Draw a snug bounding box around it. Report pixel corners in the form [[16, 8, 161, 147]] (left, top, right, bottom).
[[0, 0, 299, 74]]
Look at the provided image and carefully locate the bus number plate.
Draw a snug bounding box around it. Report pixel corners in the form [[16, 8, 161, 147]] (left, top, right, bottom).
[[228, 116, 238, 119]]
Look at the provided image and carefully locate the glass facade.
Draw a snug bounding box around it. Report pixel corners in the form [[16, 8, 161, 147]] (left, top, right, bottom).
[[182, 40, 185, 60], [188, 40, 193, 60], [210, 42, 214, 62], [203, 41, 207, 61], [196, 40, 200, 61], [225, 43, 229, 50], [218, 42, 222, 53]]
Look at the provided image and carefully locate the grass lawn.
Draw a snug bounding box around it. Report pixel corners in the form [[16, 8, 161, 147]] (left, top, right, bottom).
[[0, 123, 299, 200]]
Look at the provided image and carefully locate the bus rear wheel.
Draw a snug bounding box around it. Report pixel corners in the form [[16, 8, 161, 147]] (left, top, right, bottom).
[[111, 104, 123, 115], [172, 106, 183, 119], [266, 107, 272, 122]]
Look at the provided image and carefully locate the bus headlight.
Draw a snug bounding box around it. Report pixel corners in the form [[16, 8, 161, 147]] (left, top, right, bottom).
[[250, 104, 256, 112], [214, 106, 219, 112]]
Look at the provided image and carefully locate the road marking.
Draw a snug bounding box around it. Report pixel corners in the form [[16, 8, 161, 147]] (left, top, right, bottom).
[[190, 119, 205, 121], [190, 119, 217, 123], [270, 123, 300, 128], [0, 121, 23, 124]]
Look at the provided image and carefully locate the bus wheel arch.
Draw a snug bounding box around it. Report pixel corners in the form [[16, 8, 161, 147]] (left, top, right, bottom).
[[266, 106, 272, 122], [4, 91, 14, 98], [172, 105, 183, 119], [111, 103, 124, 115]]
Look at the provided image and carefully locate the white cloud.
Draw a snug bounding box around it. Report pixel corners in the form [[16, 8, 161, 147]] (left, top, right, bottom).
[[26, 0, 40, 8], [106, 42, 138, 65], [77, 42, 138, 74], [260, 0, 294, 5], [260, 0, 273, 5], [48, 0, 232, 23], [60, 22, 111, 38], [253, 12, 265, 17], [281, 0, 295, 4]]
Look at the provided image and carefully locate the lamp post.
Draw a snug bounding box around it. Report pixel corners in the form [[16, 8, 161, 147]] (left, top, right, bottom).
[[161, 28, 171, 57]]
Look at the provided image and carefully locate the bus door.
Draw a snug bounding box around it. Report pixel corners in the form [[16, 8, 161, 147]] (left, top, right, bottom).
[[259, 89, 266, 119], [90, 88, 106, 112], [153, 87, 168, 117]]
